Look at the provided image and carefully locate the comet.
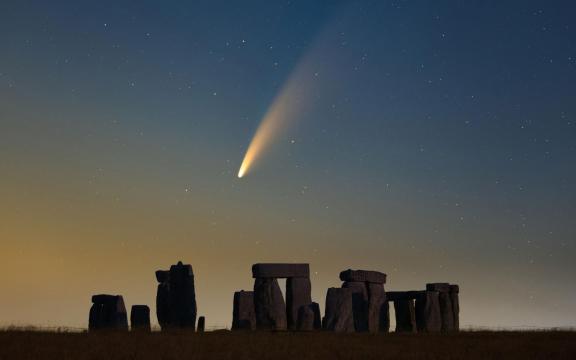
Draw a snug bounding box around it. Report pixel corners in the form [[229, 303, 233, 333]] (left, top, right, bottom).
[[237, 51, 319, 178]]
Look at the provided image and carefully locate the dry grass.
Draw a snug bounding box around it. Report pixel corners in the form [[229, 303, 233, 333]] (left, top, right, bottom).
[[0, 328, 575, 360]]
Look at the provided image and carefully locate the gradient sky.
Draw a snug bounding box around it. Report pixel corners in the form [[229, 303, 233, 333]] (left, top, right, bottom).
[[1, 0, 575, 329]]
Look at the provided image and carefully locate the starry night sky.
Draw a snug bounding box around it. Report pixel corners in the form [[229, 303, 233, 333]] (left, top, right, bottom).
[[1, 0, 575, 329]]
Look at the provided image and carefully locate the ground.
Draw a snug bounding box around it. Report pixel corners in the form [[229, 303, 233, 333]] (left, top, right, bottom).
[[1, 329, 575, 360]]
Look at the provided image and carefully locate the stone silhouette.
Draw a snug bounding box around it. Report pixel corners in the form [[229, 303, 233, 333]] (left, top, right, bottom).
[[254, 277, 287, 330], [197, 316, 205, 332], [386, 283, 460, 333], [252, 263, 312, 331], [393, 298, 417, 333], [296, 304, 315, 331], [427, 283, 455, 332], [367, 282, 386, 332], [89, 294, 128, 331], [342, 281, 369, 332], [310, 302, 322, 330], [449, 285, 460, 331], [155, 261, 197, 330], [340, 269, 387, 284], [232, 290, 256, 330], [415, 291, 442, 332], [340, 269, 387, 333], [323, 287, 354, 332], [286, 277, 312, 330], [130, 305, 151, 332]]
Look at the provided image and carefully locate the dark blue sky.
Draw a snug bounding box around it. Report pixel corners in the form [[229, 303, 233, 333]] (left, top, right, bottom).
[[1, 0, 575, 328]]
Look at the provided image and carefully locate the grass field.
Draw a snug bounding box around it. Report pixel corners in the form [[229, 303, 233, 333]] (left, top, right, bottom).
[[1, 329, 575, 360]]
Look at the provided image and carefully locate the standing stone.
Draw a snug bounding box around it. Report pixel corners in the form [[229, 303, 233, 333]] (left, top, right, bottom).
[[197, 316, 205, 332], [296, 305, 315, 331], [168, 262, 197, 329], [254, 278, 287, 330], [156, 279, 170, 329], [323, 288, 354, 332], [286, 277, 312, 330], [438, 292, 454, 332], [427, 283, 455, 332], [155, 261, 197, 330], [449, 285, 460, 331], [379, 300, 390, 332], [89, 294, 128, 331], [342, 281, 368, 332], [415, 291, 441, 332], [393, 299, 416, 333], [232, 290, 256, 330], [310, 302, 322, 330], [367, 283, 386, 333], [130, 305, 151, 332]]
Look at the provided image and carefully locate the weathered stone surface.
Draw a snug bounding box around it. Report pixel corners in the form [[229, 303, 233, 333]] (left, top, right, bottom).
[[254, 278, 287, 330], [89, 294, 128, 331], [155, 261, 197, 330], [339, 269, 387, 284], [197, 316, 205, 332], [379, 301, 390, 332], [426, 283, 450, 293], [251, 263, 309, 278], [323, 288, 354, 332], [367, 283, 386, 333], [310, 302, 322, 330], [286, 277, 312, 330], [450, 285, 460, 331], [297, 305, 315, 331], [130, 305, 151, 331], [439, 291, 455, 332], [232, 290, 256, 330], [415, 291, 441, 332], [393, 299, 416, 333], [342, 281, 368, 332]]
